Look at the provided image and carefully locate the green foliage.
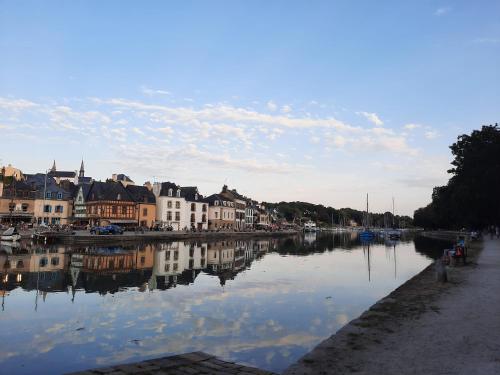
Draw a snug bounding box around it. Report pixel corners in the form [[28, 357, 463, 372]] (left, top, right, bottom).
[[414, 124, 500, 229], [264, 201, 413, 227]]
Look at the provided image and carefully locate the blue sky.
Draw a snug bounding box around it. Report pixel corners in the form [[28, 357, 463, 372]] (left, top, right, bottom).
[[1, 1, 499, 215]]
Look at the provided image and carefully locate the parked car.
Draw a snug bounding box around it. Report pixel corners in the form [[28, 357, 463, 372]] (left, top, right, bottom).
[[105, 225, 124, 234], [90, 226, 109, 235], [90, 225, 124, 235]]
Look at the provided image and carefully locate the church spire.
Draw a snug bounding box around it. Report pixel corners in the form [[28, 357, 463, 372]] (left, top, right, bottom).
[[79, 159, 85, 178], [51, 160, 56, 172]]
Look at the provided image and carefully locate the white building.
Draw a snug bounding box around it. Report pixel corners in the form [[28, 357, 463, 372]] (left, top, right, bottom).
[[153, 182, 208, 231]]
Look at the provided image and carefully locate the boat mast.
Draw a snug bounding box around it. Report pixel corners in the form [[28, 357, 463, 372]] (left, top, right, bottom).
[[392, 196, 395, 228]]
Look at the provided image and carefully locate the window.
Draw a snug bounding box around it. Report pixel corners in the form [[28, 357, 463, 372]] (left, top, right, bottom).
[[202, 214, 207, 223], [21, 203, 28, 212], [191, 203, 196, 212], [223, 212, 226, 219], [195, 194, 198, 200], [189, 259, 194, 269], [165, 264, 170, 272], [143, 208, 148, 216], [112, 206, 117, 214], [215, 212, 218, 219], [44, 205, 52, 213], [202, 204, 207, 212], [168, 188, 173, 197], [57, 192, 63, 200], [167, 201, 172, 208], [117, 194, 121, 200], [173, 263, 178, 271], [174, 251, 179, 260], [39, 257, 48, 267], [175, 212, 180, 221], [166, 251, 171, 260], [167, 211, 172, 221], [201, 259, 205, 267], [122, 206, 127, 215], [46, 192, 51, 199], [51, 257, 59, 266], [17, 261, 24, 268], [189, 248, 194, 257], [175, 201, 180, 209], [215, 201, 219, 206], [176, 189, 180, 197]]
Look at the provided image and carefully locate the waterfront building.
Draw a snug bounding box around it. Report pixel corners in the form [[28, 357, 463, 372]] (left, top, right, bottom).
[[0, 164, 24, 181], [125, 184, 156, 228], [181, 186, 208, 231], [205, 194, 236, 230], [0, 179, 35, 224], [73, 184, 92, 226], [219, 185, 247, 230], [153, 182, 186, 230], [245, 199, 256, 229], [25, 174, 73, 225], [85, 181, 137, 227]]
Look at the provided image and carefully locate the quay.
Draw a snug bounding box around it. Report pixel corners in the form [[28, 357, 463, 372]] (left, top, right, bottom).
[[28, 229, 299, 245], [285, 236, 500, 375], [67, 351, 276, 375]]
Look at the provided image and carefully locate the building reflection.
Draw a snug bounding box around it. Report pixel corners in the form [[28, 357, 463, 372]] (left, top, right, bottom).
[[0, 233, 423, 308]]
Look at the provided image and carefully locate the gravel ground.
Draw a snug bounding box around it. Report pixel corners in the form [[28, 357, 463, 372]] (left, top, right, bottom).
[[285, 237, 500, 375]]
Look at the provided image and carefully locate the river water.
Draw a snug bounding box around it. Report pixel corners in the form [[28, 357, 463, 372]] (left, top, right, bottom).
[[0, 232, 448, 374]]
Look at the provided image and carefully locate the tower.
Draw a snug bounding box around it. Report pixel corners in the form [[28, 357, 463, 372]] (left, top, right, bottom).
[[51, 160, 56, 172], [79, 159, 85, 178]]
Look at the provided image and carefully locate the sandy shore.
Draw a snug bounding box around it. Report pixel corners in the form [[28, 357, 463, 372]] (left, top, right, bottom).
[[285, 236, 500, 375]]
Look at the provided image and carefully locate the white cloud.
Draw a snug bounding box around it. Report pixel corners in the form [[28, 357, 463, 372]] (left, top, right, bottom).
[[357, 111, 383, 126], [404, 123, 422, 130], [434, 7, 451, 16], [281, 105, 292, 113], [424, 130, 439, 140], [267, 100, 277, 112], [141, 86, 171, 96]]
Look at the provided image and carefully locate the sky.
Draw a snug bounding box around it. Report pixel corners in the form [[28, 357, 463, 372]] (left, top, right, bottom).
[[0, 0, 499, 215]]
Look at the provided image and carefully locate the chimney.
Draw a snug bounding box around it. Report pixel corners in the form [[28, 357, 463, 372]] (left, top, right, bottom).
[[222, 184, 228, 193]]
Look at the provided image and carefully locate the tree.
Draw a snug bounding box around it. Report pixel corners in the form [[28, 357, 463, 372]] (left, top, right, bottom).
[[414, 124, 500, 229]]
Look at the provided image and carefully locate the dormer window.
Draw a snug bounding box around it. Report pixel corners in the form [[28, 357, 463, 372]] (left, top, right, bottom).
[[46, 192, 51, 199], [168, 188, 173, 197], [117, 194, 121, 200], [176, 189, 181, 197], [215, 201, 219, 206], [195, 194, 198, 201], [57, 192, 63, 200]]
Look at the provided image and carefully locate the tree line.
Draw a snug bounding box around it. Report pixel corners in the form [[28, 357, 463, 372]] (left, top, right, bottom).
[[265, 200, 413, 228], [414, 124, 500, 229]]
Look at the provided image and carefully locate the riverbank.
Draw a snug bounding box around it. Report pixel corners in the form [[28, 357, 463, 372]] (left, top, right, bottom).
[[27, 229, 299, 245], [285, 237, 500, 375]]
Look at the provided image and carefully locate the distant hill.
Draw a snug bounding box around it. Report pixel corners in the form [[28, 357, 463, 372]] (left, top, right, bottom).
[[264, 201, 413, 228]]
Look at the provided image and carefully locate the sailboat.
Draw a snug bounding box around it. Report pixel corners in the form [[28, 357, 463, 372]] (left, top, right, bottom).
[[387, 197, 401, 240], [359, 194, 375, 241]]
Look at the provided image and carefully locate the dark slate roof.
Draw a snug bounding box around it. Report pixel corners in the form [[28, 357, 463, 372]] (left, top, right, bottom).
[[115, 174, 134, 182], [86, 181, 134, 202], [126, 185, 156, 204], [158, 182, 180, 196], [24, 174, 73, 199], [203, 194, 234, 206], [79, 176, 93, 184], [180, 186, 202, 202], [48, 171, 76, 178]]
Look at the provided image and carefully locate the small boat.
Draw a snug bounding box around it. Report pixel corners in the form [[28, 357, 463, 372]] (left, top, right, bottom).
[[359, 194, 375, 241], [1, 227, 21, 242]]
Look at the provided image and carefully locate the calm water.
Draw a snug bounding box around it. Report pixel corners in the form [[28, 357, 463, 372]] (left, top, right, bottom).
[[0, 233, 448, 374]]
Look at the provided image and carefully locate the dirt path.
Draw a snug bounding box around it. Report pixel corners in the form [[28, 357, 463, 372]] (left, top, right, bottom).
[[285, 237, 500, 375]]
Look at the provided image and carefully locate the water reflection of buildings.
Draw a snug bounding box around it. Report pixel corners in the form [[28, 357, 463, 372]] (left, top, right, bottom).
[[0, 238, 277, 307]]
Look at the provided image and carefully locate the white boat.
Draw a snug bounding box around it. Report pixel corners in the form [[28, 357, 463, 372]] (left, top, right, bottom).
[[303, 220, 318, 232], [1, 227, 21, 242]]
